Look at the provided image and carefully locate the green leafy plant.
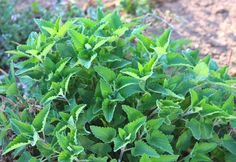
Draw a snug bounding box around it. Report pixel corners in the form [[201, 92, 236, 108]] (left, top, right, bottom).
[[1, 9, 236, 162], [0, 0, 83, 68]]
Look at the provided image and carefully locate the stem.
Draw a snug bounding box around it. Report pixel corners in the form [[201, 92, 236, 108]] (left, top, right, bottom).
[[118, 146, 126, 162]]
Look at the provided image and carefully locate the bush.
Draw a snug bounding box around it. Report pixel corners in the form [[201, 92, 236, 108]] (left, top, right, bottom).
[[0, 0, 83, 68], [1, 10, 236, 161]]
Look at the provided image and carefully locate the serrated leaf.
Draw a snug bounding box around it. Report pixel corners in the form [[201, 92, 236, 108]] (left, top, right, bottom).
[[94, 65, 116, 83], [71, 104, 86, 122], [124, 116, 146, 141], [68, 30, 86, 51], [3, 135, 31, 155], [90, 126, 116, 143], [10, 119, 34, 135], [32, 105, 50, 132], [122, 105, 144, 122], [146, 118, 165, 131], [147, 131, 174, 154], [113, 136, 129, 152], [131, 140, 160, 157]]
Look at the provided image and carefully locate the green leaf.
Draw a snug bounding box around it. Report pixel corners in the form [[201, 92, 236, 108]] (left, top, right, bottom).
[[3, 135, 31, 155], [147, 131, 174, 154], [36, 140, 54, 156], [122, 105, 144, 122], [68, 30, 86, 51], [124, 117, 146, 141], [190, 89, 199, 107], [10, 119, 34, 135], [6, 83, 19, 96], [113, 136, 130, 152], [90, 126, 116, 143], [186, 118, 201, 140], [57, 20, 74, 37], [131, 140, 160, 157], [146, 118, 165, 132], [32, 105, 50, 132], [94, 65, 116, 83], [222, 135, 236, 155], [16, 151, 32, 162], [100, 79, 112, 98], [117, 75, 142, 98], [222, 95, 234, 114], [176, 130, 192, 151], [102, 98, 117, 122], [191, 142, 217, 155], [56, 132, 70, 151], [194, 62, 209, 79], [58, 151, 72, 162], [89, 143, 112, 156], [140, 154, 179, 162], [40, 43, 54, 58], [157, 28, 172, 47]]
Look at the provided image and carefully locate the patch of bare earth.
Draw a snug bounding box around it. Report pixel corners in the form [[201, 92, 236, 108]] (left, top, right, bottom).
[[151, 0, 236, 75]]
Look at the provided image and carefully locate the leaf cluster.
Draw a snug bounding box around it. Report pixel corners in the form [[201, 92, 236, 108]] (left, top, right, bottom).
[[1, 9, 236, 162]]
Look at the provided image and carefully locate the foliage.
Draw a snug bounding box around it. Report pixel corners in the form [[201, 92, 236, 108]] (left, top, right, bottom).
[[0, 0, 83, 67], [1, 9, 236, 162], [120, 0, 151, 15]]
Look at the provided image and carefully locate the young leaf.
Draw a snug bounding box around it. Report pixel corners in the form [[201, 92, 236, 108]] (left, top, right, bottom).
[[90, 126, 116, 143]]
